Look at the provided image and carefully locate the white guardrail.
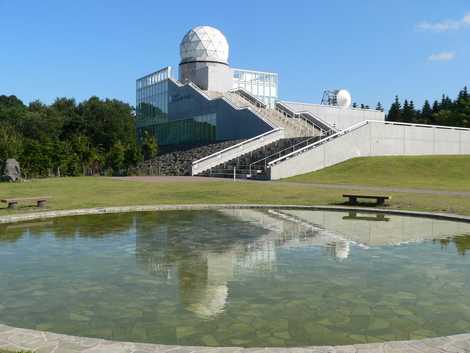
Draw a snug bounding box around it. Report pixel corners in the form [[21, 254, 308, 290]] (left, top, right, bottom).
[[268, 120, 470, 168], [192, 128, 285, 176]]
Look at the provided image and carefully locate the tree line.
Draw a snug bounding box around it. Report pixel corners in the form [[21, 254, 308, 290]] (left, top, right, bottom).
[[0, 95, 158, 178], [1, 86, 469, 178], [386, 86, 470, 127]]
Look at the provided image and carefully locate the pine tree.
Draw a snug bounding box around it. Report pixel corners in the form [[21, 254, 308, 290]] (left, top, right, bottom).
[[441, 94, 453, 110], [409, 100, 417, 123], [387, 96, 401, 122], [376, 102, 384, 112], [432, 100, 440, 114], [458, 86, 469, 102], [401, 100, 409, 123], [421, 100, 433, 124]]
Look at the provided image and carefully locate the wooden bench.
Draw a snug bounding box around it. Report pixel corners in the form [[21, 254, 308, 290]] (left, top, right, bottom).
[[343, 194, 391, 206], [1, 197, 50, 209]]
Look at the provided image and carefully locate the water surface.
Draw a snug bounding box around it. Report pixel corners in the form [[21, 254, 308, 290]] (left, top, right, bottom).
[[1, 209, 470, 347]]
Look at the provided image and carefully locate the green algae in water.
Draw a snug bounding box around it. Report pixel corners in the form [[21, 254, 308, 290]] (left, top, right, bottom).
[[1, 209, 470, 347]]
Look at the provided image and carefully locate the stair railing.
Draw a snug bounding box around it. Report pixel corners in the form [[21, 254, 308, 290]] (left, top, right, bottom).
[[267, 120, 369, 168], [276, 102, 338, 135], [248, 134, 326, 171], [230, 88, 267, 109], [191, 128, 285, 176]]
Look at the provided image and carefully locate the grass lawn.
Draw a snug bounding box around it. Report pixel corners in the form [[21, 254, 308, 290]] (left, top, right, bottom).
[[0, 175, 470, 216], [285, 155, 470, 191]]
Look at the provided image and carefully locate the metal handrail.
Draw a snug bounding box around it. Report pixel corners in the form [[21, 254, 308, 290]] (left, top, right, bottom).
[[191, 128, 285, 176], [276, 101, 337, 133], [279, 100, 384, 113], [248, 134, 325, 169], [230, 88, 267, 109], [192, 128, 283, 166], [268, 120, 370, 167], [268, 119, 470, 168]]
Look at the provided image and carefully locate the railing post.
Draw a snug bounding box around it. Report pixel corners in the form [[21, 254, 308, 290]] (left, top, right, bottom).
[[233, 166, 236, 182]]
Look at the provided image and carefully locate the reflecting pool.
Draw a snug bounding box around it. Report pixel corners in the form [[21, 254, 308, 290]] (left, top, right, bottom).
[[1, 209, 470, 347]]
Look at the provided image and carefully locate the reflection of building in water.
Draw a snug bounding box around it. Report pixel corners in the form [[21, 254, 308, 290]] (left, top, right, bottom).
[[133, 209, 347, 319], [132, 208, 470, 319], [280, 209, 470, 246], [234, 241, 276, 273], [326, 240, 350, 260]]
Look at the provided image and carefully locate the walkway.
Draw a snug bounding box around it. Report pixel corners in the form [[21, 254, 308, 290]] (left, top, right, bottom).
[[113, 177, 470, 197]]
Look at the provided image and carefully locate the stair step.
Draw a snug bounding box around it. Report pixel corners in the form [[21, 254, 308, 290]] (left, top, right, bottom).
[[199, 136, 322, 180]]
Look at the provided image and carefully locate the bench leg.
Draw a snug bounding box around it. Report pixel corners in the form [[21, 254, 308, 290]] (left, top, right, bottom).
[[8, 202, 17, 209], [349, 197, 358, 205], [348, 211, 357, 218], [37, 200, 47, 208]]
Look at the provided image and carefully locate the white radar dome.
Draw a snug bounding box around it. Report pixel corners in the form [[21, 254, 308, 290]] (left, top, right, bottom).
[[180, 26, 229, 64], [336, 89, 352, 109]]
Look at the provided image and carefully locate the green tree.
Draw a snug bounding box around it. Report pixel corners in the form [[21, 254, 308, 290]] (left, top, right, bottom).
[[125, 142, 143, 169], [141, 131, 158, 160], [420, 100, 433, 124], [0, 124, 23, 165], [106, 141, 126, 175], [387, 96, 401, 122], [77, 97, 137, 150]]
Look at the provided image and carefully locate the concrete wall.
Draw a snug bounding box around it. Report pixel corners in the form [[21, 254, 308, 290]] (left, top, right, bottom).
[[280, 101, 385, 131], [269, 121, 470, 180], [179, 61, 232, 93]]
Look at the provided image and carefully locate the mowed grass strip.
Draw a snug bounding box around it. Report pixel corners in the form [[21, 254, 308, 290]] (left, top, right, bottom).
[[285, 155, 470, 191], [1, 176, 470, 216]]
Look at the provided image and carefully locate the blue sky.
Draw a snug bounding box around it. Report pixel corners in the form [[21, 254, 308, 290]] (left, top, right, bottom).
[[1, 0, 469, 110]]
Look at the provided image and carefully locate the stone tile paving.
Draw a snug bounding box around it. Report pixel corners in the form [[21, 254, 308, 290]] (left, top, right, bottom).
[[0, 324, 470, 353], [2, 204, 470, 225]]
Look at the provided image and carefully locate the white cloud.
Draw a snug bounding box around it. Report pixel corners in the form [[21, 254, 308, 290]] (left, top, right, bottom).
[[428, 52, 456, 62], [418, 12, 470, 32]]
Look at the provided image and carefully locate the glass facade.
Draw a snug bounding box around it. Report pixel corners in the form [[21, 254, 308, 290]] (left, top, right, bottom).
[[136, 67, 218, 146], [232, 69, 278, 108], [136, 67, 274, 147], [136, 67, 171, 130], [141, 114, 216, 146]]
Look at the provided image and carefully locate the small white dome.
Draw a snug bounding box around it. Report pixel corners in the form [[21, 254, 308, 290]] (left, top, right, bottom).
[[180, 26, 229, 64], [336, 89, 352, 109]]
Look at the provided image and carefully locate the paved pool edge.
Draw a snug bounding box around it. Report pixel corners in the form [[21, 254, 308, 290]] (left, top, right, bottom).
[[1, 204, 470, 353], [2, 204, 470, 225]]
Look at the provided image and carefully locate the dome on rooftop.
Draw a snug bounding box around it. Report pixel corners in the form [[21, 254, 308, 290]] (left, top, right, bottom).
[[180, 26, 229, 64]]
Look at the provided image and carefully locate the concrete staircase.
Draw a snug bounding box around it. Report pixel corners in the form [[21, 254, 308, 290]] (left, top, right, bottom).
[[198, 135, 323, 180], [223, 91, 317, 138]]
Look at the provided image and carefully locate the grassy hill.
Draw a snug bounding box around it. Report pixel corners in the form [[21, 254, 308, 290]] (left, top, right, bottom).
[[285, 155, 470, 191]]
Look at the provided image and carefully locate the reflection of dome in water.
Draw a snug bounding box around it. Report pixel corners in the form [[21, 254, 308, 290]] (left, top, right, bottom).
[[187, 284, 228, 319], [335, 240, 350, 260], [180, 26, 229, 64]]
